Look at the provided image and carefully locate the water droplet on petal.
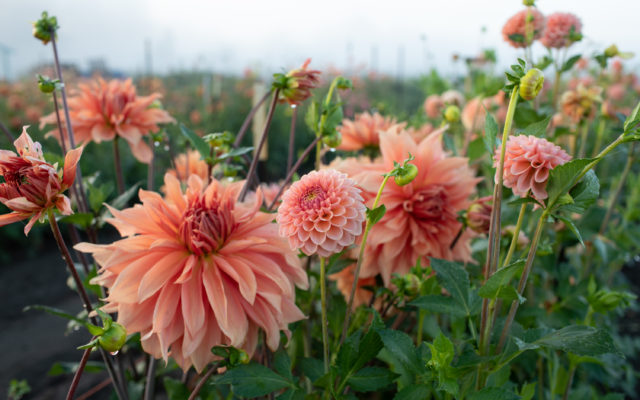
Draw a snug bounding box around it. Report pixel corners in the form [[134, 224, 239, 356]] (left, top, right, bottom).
[[110, 351, 119, 356]]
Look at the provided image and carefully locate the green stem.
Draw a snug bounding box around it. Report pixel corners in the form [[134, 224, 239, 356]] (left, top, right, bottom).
[[315, 78, 341, 169], [416, 310, 426, 345], [503, 203, 528, 268], [319, 257, 330, 374], [340, 174, 391, 344], [562, 359, 577, 400], [599, 142, 635, 235], [591, 118, 607, 157], [577, 121, 589, 158]]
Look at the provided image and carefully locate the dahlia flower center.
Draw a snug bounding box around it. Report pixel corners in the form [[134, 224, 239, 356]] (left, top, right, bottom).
[[300, 186, 326, 210], [403, 186, 447, 221], [179, 203, 234, 256]]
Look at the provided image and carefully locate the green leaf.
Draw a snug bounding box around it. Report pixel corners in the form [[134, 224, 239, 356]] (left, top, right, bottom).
[[108, 182, 141, 210], [366, 205, 386, 225], [546, 158, 594, 208], [305, 100, 319, 132], [516, 325, 621, 356], [217, 146, 253, 161], [327, 250, 354, 275], [478, 260, 525, 301], [483, 112, 499, 153], [299, 358, 324, 383], [518, 116, 551, 138], [179, 123, 210, 160], [427, 332, 454, 370], [394, 385, 430, 400], [217, 363, 293, 398], [410, 295, 467, 318], [48, 361, 104, 376], [561, 54, 582, 72], [376, 329, 420, 371], [163, 377, 190, 400], [23, 305, 88, 326], [273, 350, 293, 381], [469, 387, 520, 400], [58, 213, 94, 229], [346, 367, 397, 392], [560, 170, 600, 213], [520, 382, 537, 400], [430, 258, 475, 316], [624, 101, 640, 132], [337, 329, 383, 379], [556, 215, 584, 247], [323, 103, 344, 135]]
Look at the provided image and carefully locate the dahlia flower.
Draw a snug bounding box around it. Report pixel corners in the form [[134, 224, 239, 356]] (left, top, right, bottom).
[[441, 90, 465, 107], [502, 8, 545, 48], [461, 98, 489, 132], [76, 174, 308, 372], [277, 169, 366, 258], [279, 59, 321, 106], [495, 135, 571, 202], [40, 78, 174, 163], [424, 95, 444, 119], [330, 265, 377, 310], [337, 112, 400, 151], [332, 128, 479, 285], [541, 12, 582, 49], [0, 127, 82, 235], [560, 84, 603, 124], [167, 149, 209, 184]]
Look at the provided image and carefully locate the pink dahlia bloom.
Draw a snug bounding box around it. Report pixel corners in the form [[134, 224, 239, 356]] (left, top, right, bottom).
[[337, 112, 401, 151], [424, 95, 444, 119], [277, 169, 366, 257], [76, 174, 308, 372], [0, 127, 82, 235], [330, 265, 378, 310], [541, 12, 582, 49], [40, 78, 174, 163], [502, 8, 546, 48], [495, 135, 571, 202], [167, 149, 209, 184], [332, 129, 479, 284]]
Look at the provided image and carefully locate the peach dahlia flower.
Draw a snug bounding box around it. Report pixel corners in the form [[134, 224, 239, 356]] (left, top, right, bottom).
[[277, 169, 366, 258], [495, 135, 571, 202], [76, 174, 308, 372], [167, 149, 209, 184], [0, 127, 82, 235], [40, 78, 174, 163], [424, 95, 444, 119], [541, 12, 582, 49], [502, 8, 545, 48], [337, 112, 400, 151], [332, 128, 479, 285]]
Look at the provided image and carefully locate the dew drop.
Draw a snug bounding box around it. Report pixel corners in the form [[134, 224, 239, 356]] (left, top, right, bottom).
[[110, 351, 119, 356]]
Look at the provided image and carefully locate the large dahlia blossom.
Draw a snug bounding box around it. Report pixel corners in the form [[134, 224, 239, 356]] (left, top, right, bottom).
[[541, 12, 582, 49], [495, 135, 571, 202], [332, 129, 479, 285], [502, 8, 546, 48], [0, 127, 82, 234], [40, 78, 174, 163], [337, 112, 400, 151], [76, 174, 308, 372], [277, 169, 366, 258]]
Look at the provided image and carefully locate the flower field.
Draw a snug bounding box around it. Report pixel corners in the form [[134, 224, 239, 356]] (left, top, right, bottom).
[[2, 3, 640, 400]]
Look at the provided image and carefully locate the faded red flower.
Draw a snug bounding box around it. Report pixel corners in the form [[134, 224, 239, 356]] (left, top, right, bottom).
[[502, 8, 546, 48], [0, 127, 82, 234], [76, 174, 308, 372], [279, 59, 321, 106], [540, 12, 582, 49]]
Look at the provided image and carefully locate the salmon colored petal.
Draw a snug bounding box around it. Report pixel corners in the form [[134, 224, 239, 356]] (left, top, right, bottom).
[[62, 146, 84, 187]]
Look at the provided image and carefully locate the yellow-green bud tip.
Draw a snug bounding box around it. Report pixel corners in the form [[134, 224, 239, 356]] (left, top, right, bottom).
[[443, 105, 460, 123], [519, 68, 544, 101]]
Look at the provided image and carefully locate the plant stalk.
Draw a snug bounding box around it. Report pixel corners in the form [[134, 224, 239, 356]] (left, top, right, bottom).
[[319, 257, 330, 373]]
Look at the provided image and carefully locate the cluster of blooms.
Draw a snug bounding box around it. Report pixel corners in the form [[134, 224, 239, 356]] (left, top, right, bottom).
[[502, 7, 582, 49]]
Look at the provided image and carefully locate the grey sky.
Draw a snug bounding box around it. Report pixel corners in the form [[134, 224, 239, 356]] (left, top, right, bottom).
[[1, 0, 639, 80]]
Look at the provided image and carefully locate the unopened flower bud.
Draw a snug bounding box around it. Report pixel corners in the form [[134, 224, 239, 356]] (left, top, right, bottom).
[[322, 131, 342, 148], [604, 44, 619, 58], [522, 0, 535, 5], [443, 105, 460, 123], [404, 273, 422, 296], [519, 68, 544, 100], [38, 75, 56, 93], [32, 12, 58, 45], [394, 163, 418, 186], [98, 322, 127, 353], [467, 196, 492, 234]]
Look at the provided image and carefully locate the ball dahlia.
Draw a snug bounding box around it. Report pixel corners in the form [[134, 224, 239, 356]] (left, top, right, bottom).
[[502, 8, 545, 48], [277, 169, 366, 258], [540, 12, 582, 49], [424, 95, 444, 119], [337, 112, 400, 151], [40, 78, 174, 163], [495, 135, 571, 202], [76, 174, 308, 372]]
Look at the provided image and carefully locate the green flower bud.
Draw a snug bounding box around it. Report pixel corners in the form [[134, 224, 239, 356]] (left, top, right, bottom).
[[443, 105, 460, 123], [522, 0, 535, 5], [37, 75, 56, 93], [404, 273, 422, 296], [98, 322, 127, 353], [322, 131, 342, 148], [604, 44, 619, 58], [519, 68, 544, 100], [32, 12, 58, 45], [394, 163, 418, 186]]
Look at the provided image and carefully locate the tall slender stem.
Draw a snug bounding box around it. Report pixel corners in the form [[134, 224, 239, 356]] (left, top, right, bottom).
[[267, 135, 322, 211], [233, 91, 271, 148], [239, 89, 280, 201], [113, 137, 125, 195], [340, 174, 391, 344], [0, 119, 14, 142], [143, 357, 156, 400], [287, 107, 298, 174], [188, 365, 218, 400], [319, 257, 330, 373], [503, 202, 528, 268], [600, 142, 635, 234], [577, 121, 589, 158], [592, 118, 607, 158], [66, 346, 93, 400], [147, 139, 155, 191]]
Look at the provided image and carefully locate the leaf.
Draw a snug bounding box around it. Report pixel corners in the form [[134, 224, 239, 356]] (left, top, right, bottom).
[[410, 295, 467, 318], [518, 115, 551, 138], [483, 112, 499, 153], [561, 54, 582, 72], [108, 182, 141, 210], [468, 387, 520, 400], [327, 250, 354, 275], [346, 367, 397, 392], [48, 361, 104, 376], [556, 215, 584, 247], [430, 258, 475, 316], [217, 363, 293, 398], [478, 260, 525, 301], [366, 205, 386, 225], [323, 103, 344, 134], [427, 333, 454, 370], [337, 329, 383, 379], [520, 382, 537, 400], [23, 305, 88, 326], [273, 350, 293, 381], [163, 377, 191, 400], [299, 358, 324, 383], [394, 385, 430, 400], [560, 170, 600, 213], [58, 213, 94, 229], [624, 101, 640, 132], [376, 329, 420, 371], [179, 123, 210, 160], [546, 158, 594, 208], [217, 146, 253, 161], [517, 325, 621, 356], [305, 100, 319, 132]]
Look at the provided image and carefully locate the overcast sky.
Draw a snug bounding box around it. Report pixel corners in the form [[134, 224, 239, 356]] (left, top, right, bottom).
[[1, 0, 639, 80]]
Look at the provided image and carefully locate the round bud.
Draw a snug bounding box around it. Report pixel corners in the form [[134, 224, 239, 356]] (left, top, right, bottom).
[[604, 45, 619, 58], [519, 68, 544, 100], [38, 78, 56, 94], [98, 322, 127, 353], [394, 163, 418, 186], [322, 131, 342, 148], [522, 0, 535, 5], [443, 105, 460, 123]]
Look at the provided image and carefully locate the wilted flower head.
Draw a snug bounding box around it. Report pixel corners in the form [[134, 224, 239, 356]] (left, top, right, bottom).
[[502, 8, 546, 48], [560, 84, 603, 124], [40, 78, 174, 163], [337, 112, 400, 151], [467, 196, 492, 234], [332, 127, 479, 285], [277, 170, 365, 257], [0, 127, 82, 234], [541, 12, 582, 49], [76, 174, 308, 372], [278, 59, 321, 106], [424, 95, 444, 119], [495, 135, 571, 202]]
